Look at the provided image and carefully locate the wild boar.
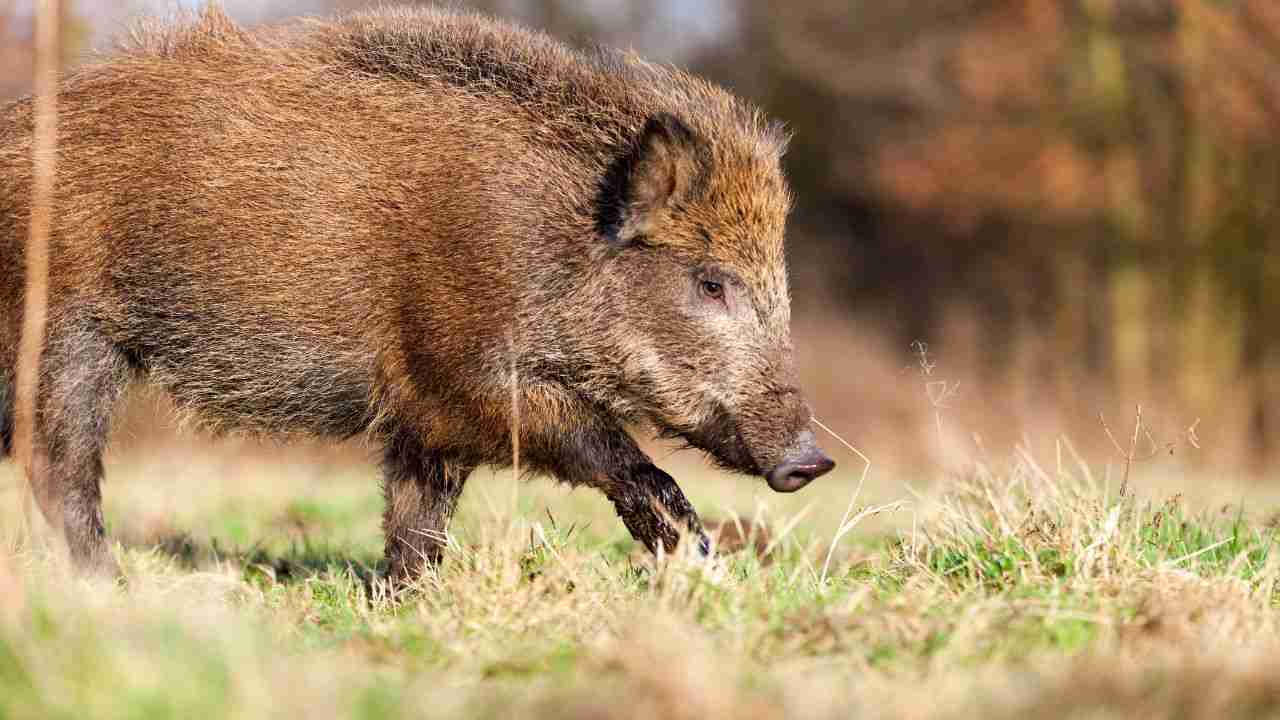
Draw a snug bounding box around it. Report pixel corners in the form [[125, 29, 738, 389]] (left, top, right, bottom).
[[0, 6, 834, 582]]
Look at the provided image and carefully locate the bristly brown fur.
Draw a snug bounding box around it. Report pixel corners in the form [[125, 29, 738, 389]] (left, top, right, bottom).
[[0, 5, 819, 582]]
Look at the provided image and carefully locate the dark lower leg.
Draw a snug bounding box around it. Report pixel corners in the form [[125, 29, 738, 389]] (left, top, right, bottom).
[[529, 422, 708, 558], [381, 435, 473, 584], [28, 325, 128, 576], [604, 463, 708, 557], [29, 448, 115, 574]]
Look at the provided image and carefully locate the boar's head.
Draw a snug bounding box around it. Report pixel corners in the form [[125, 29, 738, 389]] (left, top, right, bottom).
[[595, 112, 835, 492]]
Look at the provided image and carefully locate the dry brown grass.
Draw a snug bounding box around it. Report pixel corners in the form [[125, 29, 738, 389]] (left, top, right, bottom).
[[2, 425, 1279, 719]]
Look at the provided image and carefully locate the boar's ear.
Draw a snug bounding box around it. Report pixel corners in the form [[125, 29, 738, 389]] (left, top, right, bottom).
[[597, 113, 704, 248]]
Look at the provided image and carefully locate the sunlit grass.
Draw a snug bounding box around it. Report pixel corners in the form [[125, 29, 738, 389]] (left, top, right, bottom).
[[4, 435, 1280, 719]]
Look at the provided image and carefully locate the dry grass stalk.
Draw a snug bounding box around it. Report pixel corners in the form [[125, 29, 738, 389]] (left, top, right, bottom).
[[13, 0, 58, 539], [1, 425, 1278, 719], [1100, 406, 1204, 499]]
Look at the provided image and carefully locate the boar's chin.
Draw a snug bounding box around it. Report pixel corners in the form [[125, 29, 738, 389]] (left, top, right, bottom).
[[660, 403, 762, 476]]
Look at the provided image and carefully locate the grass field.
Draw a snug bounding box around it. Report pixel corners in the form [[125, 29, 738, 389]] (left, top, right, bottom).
[[3, 432, 1280, 719]]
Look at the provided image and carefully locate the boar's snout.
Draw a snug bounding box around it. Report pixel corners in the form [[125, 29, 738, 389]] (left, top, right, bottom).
[[764, 431, 835, 493]]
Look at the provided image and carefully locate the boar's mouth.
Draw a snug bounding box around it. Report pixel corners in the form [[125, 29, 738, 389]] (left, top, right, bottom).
[[661, 402, 762, 476]]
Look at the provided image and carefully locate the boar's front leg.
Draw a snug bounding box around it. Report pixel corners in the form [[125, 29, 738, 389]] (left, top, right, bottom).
[[544, 426, 708, 557], [603, 462, 710, 558], [381, 431, 474, 585]]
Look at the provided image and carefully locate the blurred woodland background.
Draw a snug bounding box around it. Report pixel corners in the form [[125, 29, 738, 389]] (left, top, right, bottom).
[[3, 0, 1279, 475]]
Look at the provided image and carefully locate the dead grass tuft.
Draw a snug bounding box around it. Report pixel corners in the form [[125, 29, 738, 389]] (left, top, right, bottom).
[[2, 432, 1279, 718]]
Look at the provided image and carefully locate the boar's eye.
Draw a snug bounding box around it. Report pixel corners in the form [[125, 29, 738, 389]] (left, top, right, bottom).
[[695, 267, 738, 307], [699, 279, 725, 301]]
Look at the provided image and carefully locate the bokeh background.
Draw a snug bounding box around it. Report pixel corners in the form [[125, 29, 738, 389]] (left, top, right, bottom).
[[4, 0, 1277, 481]]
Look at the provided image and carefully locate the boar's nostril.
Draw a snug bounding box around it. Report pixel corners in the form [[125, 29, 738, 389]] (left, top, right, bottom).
[[765, 449, 835, 493]]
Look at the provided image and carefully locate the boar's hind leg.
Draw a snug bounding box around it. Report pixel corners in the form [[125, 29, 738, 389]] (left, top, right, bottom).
[[28, 322, 130, 578], [381, 432, 474, 585]]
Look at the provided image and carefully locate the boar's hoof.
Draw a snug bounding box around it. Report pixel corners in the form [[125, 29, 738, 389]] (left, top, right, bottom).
[[696, 532, 712, 557], [765, 449, 835, 493]]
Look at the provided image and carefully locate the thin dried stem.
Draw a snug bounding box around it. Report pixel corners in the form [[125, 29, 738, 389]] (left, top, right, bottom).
[[910, 341, 960, 463], [508, 332, 520, 481], [1099, 405, 1144, 499], [1099, 406, 1203, 500], [1123, 404, 1142, 498], [508, 330, 521, 519], [809, 415, 900, 586], [15, 0, 59, 535]]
